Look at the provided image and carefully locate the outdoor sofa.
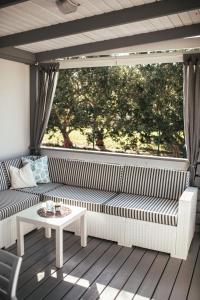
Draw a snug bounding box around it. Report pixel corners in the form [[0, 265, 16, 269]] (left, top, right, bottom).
[[0, 155, 197, 260]]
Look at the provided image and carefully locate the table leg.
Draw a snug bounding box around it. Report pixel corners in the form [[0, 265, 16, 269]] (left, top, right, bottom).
[[17, 219, 24, 256], [56, 228, 63, 268], [45, 227, 51, 238], [80, 214, 87, 247]]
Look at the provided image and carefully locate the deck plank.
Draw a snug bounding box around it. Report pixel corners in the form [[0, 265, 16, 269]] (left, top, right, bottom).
[[20, 234, 57, 273], [17, 236, 92, 299], [6, 229, 200, 300], [45, 240, 112, 300], [115, 250, 157, 300], [133, 253, 169, 299], [152, 257, 182, 300], [25, 238, 100, 300], [18, 232, 76, 288], [7, 228, 44, 253], [169, 234, 200, 300], [186, 240, 200, 300], [61, 244, 121, 300], [98, 247, 146, 300], [80, 246, 133, 300]]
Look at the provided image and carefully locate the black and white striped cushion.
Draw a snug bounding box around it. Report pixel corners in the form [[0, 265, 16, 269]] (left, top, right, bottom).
[[48, 158, 122, 192], [16, 183, 63, 196], [43, 185, 117, 212], [3, 158, 22, 187], [120, 166, 190, 200], [0, 190, 40, 220], [103, 193, 179, 226], [48, 157, 68, 183], [0, 163, 8, 191], [66, 160, 122, 192]]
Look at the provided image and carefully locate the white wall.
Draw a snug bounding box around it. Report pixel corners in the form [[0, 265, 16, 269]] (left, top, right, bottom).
[[0, 59, 30, 160], [41, 146, 189, 171]]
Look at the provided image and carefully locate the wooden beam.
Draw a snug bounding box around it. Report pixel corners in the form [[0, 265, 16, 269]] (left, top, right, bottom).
[[0, 0, 29, 9], [36, 23, 200, 62], [88, 37, 200, 57], [0, 0, 200, 48], [0, 47, 35, 64], [59, 52, 187, 69]]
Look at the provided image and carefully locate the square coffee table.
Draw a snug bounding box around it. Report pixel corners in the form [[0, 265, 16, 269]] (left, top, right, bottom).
[[16, 203, 87, 268]]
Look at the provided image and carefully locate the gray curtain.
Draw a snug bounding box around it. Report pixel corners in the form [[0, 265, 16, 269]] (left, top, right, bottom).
[[30, 63, 59, 155], [183, 54, 200, 185]]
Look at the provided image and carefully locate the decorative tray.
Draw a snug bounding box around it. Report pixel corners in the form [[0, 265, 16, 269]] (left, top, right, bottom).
[[37, 206, 72, 218]]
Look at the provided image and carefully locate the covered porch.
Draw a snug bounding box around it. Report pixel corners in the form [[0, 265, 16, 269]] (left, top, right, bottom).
[[0, 1, 200, 299]]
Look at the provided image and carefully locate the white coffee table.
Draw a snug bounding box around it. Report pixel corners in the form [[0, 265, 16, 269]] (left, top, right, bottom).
[[16, 203, 87, 268]]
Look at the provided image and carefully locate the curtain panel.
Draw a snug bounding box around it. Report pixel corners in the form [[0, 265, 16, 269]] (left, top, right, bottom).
[[183, 54, 200, 185], [30, 63, 59, 155]]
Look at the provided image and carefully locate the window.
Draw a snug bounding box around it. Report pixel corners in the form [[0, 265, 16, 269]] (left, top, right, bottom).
[[43, 63, 185, 158]]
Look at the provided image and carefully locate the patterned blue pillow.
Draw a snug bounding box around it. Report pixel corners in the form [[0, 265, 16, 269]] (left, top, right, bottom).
[[22, 156, 50, 184]]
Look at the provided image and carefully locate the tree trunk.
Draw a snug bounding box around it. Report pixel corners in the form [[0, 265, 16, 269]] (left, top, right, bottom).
[[96, 129, 106, 151], [157, 130, 161, 156], [62, 131, 73, 148]]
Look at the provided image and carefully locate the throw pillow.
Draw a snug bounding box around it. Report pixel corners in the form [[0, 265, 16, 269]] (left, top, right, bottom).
[[22, 156, 50, 184], [10, 164, 37, 189]]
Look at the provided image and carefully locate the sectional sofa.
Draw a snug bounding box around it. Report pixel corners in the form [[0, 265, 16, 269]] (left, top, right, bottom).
[[0, 155, 197, 260]]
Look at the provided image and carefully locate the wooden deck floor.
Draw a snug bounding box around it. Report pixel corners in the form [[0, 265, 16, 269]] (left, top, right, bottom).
[[7, 229, 200, 300]]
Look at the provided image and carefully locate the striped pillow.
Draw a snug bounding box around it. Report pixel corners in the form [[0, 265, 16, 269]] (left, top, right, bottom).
[[0, 163, 8, 191], [120, 165, 190, 200], [3, 158, 22, 188]]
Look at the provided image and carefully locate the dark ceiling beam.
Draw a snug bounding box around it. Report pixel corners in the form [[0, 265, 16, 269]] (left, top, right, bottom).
[[0, 0, 200, 48], [0, 47, 35, 64], [36, 23, 200, 62], [0, 0, 29, 9]]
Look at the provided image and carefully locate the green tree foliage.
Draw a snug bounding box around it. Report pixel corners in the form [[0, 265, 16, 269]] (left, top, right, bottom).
[[47, 69, 88, 147], [47, 63, 184, 157]]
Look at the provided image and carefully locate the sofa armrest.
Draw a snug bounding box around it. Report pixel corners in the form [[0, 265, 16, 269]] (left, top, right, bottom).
[[179, 187, 198, 204], [175, 187, 198, 259]]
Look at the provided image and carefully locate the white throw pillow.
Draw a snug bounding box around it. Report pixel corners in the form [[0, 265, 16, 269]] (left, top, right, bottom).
[[9, 164, 37, 189]]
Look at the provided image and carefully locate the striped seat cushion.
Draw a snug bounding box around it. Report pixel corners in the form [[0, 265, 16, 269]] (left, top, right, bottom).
[[48, 158, 122, 193], [103, 193, 179, 226], [43, 185, 117, 212], [120, 166, 190, 200], [0, 190, 40, 220], [16, 183, 63, 197], [0, 163, 8, 191]]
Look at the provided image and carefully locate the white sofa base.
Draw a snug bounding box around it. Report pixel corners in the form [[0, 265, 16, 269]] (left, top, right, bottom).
[[64, 212, 177, 256], [0, 211, 36, 249]]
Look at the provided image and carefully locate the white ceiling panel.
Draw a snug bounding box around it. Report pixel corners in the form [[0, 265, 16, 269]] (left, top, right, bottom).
[[0, 0, 156, 37], [15, 13, 184, 54], [1, 0, 199, 58]]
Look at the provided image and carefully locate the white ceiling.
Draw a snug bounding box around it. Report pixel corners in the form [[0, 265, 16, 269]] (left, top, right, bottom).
[[0, 0, 200, 56], [0, 0, 156, 37]]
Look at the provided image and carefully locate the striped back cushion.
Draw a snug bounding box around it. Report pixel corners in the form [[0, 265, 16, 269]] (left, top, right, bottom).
[[3, 158, 22, 187], [68, 160, 122, 192], [48, 157, 68, 183], [48, 158, 122, 192], [120, 166, 190, 200], [0, 163, 8, 191]]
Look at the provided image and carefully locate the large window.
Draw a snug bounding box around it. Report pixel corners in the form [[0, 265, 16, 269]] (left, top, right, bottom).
[[43, 63, 185, 158]]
